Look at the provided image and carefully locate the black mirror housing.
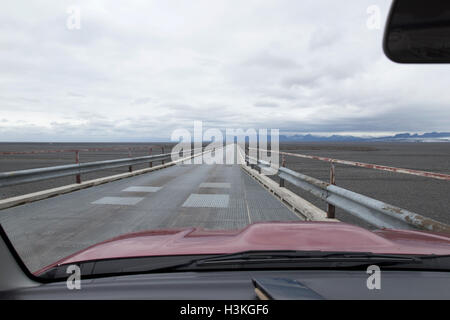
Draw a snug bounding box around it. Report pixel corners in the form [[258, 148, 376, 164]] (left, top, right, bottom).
[[384, 0, 450, 63]]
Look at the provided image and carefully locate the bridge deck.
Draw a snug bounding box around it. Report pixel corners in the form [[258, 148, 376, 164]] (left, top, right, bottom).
[[0, 146, 299, 272]]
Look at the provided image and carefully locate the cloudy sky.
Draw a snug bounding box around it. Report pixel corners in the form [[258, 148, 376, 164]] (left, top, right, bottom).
[[1, 0, 450, 142]]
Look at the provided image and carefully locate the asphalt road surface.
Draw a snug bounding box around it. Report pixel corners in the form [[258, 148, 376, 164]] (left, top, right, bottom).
[[0, 145, 299, 272]]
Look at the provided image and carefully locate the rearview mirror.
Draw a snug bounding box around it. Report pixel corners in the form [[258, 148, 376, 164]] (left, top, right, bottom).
[[384, 0, 450, 63]]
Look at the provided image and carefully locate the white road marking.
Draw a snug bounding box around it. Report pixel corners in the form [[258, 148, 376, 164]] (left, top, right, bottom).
[[92, 197, 144, 206], [182, 194, 229, 208], [122, 186, 162, 193]]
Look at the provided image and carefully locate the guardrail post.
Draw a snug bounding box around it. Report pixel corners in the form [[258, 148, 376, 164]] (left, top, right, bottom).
[[128, 149, 133, 172], [256, 145, 262, 173], [279, 155, 286, 187], [162, 146, 165, 164], [327, 162, 336, 218], [149, 147, 153, 167], [75, 150, 81, 184], [245, 146, 250, 166], [256, 145, 259, 163]]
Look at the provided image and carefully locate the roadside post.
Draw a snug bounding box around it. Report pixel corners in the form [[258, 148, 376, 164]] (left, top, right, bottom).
[[149, 147, 153, 168], [128, 148, 133, 172], [327, 162, 336, 219], [279, 155, 286, 187], [75, 150, 81, 184]]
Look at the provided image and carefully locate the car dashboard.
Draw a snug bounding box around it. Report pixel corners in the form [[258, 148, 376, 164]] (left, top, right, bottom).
[[1, 269, 449, 300]]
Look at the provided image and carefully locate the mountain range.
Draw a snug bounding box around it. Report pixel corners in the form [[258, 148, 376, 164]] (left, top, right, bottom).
[[278, 132, 450, 142]]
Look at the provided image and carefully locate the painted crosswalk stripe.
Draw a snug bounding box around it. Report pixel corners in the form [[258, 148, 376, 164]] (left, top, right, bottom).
[[122, 186, 162, 193], [182, 194, 229, 208], [92, 197, 144, 206]]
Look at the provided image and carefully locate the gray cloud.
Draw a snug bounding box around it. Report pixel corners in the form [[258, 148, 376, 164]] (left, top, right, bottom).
[[0, 0, 449, 142], [254, 101, 279, 108], [131, 97, 152, 105]]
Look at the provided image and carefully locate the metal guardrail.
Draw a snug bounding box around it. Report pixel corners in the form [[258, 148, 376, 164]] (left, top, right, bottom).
[[0, 145, 169, 184], [0, 153, 171, 188], [0, 147, 206, 188], [247, 155, 450, 234]]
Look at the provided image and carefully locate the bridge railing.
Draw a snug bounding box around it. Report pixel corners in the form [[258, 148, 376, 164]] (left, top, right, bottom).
[[0, 146, 205, 188], [0, 145, 170, 184], [244, 153, 450, 234]]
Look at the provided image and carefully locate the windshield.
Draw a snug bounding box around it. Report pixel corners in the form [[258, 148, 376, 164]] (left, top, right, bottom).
[[0, 0, 449, 282]]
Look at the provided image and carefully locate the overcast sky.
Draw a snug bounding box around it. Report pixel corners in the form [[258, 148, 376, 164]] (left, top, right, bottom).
[[1, 0, 450, 142]]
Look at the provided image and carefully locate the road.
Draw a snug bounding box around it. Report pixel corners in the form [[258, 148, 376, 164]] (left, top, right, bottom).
[[0, 145, 300, 272]]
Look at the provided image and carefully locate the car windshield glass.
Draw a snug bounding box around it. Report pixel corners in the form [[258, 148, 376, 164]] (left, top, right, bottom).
[[0, 0, 449, 281]]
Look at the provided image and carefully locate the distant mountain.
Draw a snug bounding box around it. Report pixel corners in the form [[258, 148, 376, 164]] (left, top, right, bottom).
[[279, 134, 365, 142], [279, 132, 450, 142]]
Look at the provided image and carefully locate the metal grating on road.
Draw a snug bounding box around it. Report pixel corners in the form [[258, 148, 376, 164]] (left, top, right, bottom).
[[249, 208, 299, 223], [199, 182, 231, 188], [182, 194, 230, 208], [122, 186, 162, 193], [92, 197, 144, 206]]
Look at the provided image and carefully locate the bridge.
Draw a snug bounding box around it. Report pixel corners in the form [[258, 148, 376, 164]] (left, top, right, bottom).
[[0, 143, 449, 272], [0, 145, 307, 271]]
